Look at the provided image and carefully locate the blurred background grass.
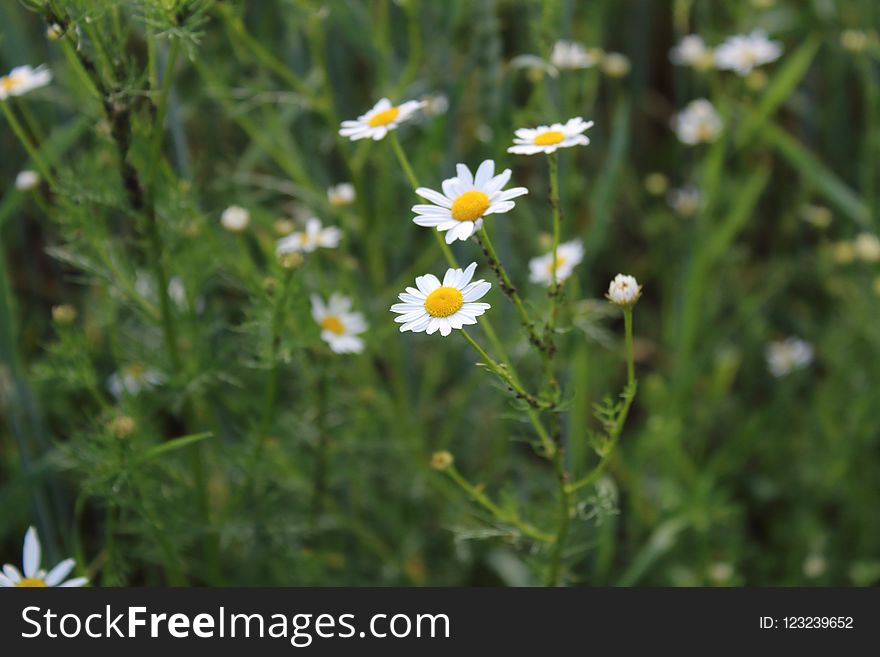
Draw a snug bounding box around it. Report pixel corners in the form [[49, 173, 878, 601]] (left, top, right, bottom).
[[1, 0, 879, 586]]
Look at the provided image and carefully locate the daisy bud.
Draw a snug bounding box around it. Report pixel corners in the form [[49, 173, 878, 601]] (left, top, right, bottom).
[[853, 232, 880, 263], [221, 205, 250, 232], [430, 450, 454, 471], [51, 304, 77, 325], [274, 218, 296, 236], [47, 23, 64, 41], [109, 415, 136, 439], [606, 274, 642, 307], [279, 252, 304, 270], [643, 172, 668, 196]]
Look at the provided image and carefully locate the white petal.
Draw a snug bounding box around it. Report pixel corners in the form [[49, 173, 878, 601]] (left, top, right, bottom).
[[371, 126, 388, 140], [455, 163, 474, 186], [0, 573, 14, 587], [412, 204, 451, 216], [415, 187, 453, 208], [484, 168, 512, 196], [438, 318, 453, 336], [459, 262, 478, 287], [405, 287, 425, 299], [44, 559, 76, 587], [485, 201, 515, 215], [494, 186, 529, 202], [23, 527, 40, 578], [3, 564, 22, 583], [415, 274, 441, 295], [474, 160, 495, 188], [414, 215, 452, 227], [442, 267, 461, 287], [59, 577, 88, 587], [463, 280, 491, 301]]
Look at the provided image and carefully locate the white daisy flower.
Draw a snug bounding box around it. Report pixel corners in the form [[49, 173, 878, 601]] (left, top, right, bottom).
[[606, 274, 642, 307], [669, 35, 712, 68], [714, 30, 782, 76], [107, 363, 166, 398], [338, 97, 424, 141], [854, 232, 880, 263], [0, 65, 52, 101], [421, 93, 449, 117], [0, 527, 87, 588], [508, 117, 594, 155], [276, 217, 342, 255], [529, 239, 584, 286], [311, 294, 367, 354], [412, 160, 528, 244], [390, 262, 491, 337], [15, 170, 40, 191], [550, 40, 597, 70], [327, 183, 356, 208], [673, 99, 722, 145], [766, 337, 813, 377], [221, 205, 250, 232]]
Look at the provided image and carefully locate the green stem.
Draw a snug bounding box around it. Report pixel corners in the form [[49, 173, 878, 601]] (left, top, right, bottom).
[[145, 218, 181, 371], [460, 329, 554, 453], [546, 444, 572, 586], [477, 226, 544, 351], [147, 36, 180, 188], [445, 466, 553, 542], [624, 307, 635, 387], [257, 268, 295, 445], [1, 102, 57, 188], [544, 153, 562, 393]]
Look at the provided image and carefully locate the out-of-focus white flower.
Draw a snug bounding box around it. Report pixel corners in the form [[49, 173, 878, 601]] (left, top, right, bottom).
[[667, 185, 701, 217], [221, 205, 250, 232], [311, 294, 367, 354], [0, 65, 52, 100], [673, 99, 722, 145], [276, 218, 342, 255], [412, 160, 528, 243], [550, 40, 597, 70], [338, 97, 424, 141], [529, 239, 584, 286], [606, 274, 642, 307], [803, 554, 827, 578], [107, 364, 166, 397], [669, 35, 713, 69], [765, 337, 813, 377], [600, 52, 631, 77], [327, 183, 356, 208], [853, 233, 880, 262], [715, 30, 782, 76], [840, 30, 870, 53], [508, 117, 594, 155], [421, 93, 449, 117], [390, 263, 491, 337], [510, 54, 559, 80], [167, 277, 187, 308], [15, 170, 40, 191], [707, 561, 735, 584], [0, 527, 87, 588]]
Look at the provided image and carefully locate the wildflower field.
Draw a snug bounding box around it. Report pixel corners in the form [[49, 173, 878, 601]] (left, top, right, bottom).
[[1, 0, 879, 588]]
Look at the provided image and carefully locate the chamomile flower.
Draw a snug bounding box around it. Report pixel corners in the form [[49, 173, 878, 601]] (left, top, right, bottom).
[[107, 364, 165, 398], [854, 233, 880, 263], [508, 117, 594, 155], [606, 274, 642, 307], [714, 30, 782, 76], [529, 239, 584, 286], [412, 160, 528, 243], [673, 99, 722, 145], [338, 97, 424, 141], [766, 337, 813, 377], [311, 294, 367, 354], [327, 183, 356, 208], [667, 185, 702, 217], [221, 205, 250, 232], [669, 35, 713, 69], [0, 65, 52, 101], [0, 527, 87, 588], [550, 40, 597, 70], [15, 170, 40, 191], [390, 262, 491, 337], [276, 217, 342, 255]]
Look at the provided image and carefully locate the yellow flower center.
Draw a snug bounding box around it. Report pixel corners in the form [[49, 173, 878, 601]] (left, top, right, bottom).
[[1, 74, 22, 92], [126, 363, 146, 379], [533, 130, 565, 146], [450, 191, 490, 222], [695, 121, 715, 141], [424, 286, 464, 317], [321, 315, 345, 335], [546, 254, 567, 274], [367, 106, 400, 127], [16, 578, 47, 587]]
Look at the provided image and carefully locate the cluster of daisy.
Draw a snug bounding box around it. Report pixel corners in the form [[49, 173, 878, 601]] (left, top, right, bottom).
[[549, 40, 632, 78], [669, 30, 783, 76]]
